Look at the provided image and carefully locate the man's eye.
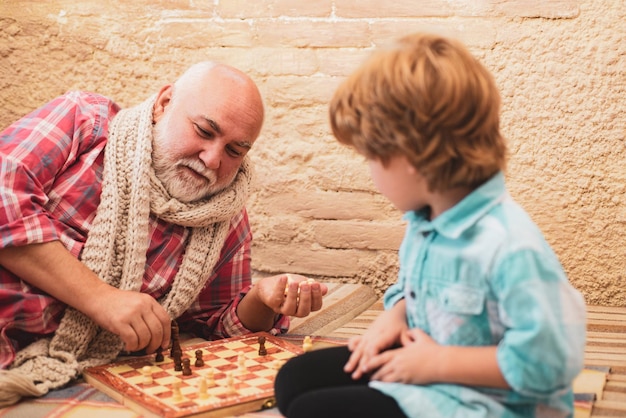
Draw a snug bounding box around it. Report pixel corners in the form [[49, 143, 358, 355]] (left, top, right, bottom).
[[194, 124, 212, 138], [227, 146, 243, 158]]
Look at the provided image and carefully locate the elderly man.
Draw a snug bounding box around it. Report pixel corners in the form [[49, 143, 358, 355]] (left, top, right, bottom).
[[0, 62, 326, 405]]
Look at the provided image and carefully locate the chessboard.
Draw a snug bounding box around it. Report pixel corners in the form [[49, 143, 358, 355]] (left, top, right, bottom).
[[83, 332, 303, 418]]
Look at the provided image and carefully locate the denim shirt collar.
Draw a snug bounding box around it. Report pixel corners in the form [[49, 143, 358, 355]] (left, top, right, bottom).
[[403, 171, 508, 239]]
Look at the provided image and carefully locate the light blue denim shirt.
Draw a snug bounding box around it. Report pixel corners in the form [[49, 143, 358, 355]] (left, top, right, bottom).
[[370, 172, 586, 418]]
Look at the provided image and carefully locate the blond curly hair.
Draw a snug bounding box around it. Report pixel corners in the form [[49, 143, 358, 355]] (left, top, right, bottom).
[[329, 32, 507, 192]]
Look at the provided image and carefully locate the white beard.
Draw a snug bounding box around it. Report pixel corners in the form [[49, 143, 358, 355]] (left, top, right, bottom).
[[152, 114, 237, 203]]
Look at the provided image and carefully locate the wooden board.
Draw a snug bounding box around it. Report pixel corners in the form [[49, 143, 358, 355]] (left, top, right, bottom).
[[83, 332, 302, 418]]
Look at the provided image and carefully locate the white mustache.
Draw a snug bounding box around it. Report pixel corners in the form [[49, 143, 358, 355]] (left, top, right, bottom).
[[179, 160, 217, 183]]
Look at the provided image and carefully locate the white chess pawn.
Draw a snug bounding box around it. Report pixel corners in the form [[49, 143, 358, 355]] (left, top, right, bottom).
[[206, 367, 215, 386], [199, 377, 209, 399], [272, 359, 284, 371], [302, 336, 313, 352], [172, 380, 183, 401], [227, 372, 236, 395], [142, 365, 153, 385], [238, 354, 246, 372]]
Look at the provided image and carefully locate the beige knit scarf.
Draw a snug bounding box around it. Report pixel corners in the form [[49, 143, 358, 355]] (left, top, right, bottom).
[[0, 94, 253, 407]]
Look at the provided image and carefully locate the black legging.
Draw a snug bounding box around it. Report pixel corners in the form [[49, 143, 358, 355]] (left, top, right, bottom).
[[274, 346, 406, 418]]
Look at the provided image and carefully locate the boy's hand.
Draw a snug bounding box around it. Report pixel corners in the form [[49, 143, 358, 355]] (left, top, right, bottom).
[[368, 328, 440, 384], [344, 301, 408, 380], [367, 329, 509, 389]]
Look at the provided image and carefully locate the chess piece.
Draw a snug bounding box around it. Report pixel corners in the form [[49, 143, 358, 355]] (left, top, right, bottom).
[[170, 321, 185, 371], [206, 367, 215, 387], [170, 320, 182, 359], [142, 365, 153, 385], [182, 358, 192, 376], [199, 376, 209, 399], [155, 346, 164, 363], [227, 372, 236, 395], [172, 380, 183, 401], [272, 359, 284, 371], [271, 359, 283, 381], [284, 273, 294, 296], [173, 348, 183, 372], [258, 336, 267, 356], [302, 335, 313, 352], [194, 349, 204, 367], [238, 354, 246, 372], [284, 276, 316, 296]]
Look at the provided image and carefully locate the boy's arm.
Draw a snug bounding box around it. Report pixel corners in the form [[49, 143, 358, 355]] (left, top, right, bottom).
[[493, 250, 586, 396]]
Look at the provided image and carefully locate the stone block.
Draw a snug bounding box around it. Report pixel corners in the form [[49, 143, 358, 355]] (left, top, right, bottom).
[[312, 220, 405, 251], [218, 0, 333, 18], [254, 20, 371, 48]]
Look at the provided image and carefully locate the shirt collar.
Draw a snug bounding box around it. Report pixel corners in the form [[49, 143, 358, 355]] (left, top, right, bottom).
[[403, 172, 507, 239]]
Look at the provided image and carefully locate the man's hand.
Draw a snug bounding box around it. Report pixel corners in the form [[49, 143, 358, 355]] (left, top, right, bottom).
[[236, 273, 328, 332], [85, 287, 171, 354], [259, 273, 327, 317]]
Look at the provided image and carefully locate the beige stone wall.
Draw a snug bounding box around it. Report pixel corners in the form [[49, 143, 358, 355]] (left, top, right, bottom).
[[1, 0, 624, 305]]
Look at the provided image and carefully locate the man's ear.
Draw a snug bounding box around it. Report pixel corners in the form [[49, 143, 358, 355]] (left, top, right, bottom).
[[153, 84, 173, 123]]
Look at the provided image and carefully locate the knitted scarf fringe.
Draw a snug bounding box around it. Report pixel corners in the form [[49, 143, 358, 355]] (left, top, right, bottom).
[[0, 94, 253, 406], [0, 370, 43, 408]]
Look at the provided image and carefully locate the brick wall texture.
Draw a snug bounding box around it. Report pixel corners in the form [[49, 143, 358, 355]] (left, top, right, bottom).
[[1, 0, 624, 305]]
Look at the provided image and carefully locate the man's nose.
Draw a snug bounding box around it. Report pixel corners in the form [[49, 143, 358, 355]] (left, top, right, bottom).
[[198, 143, 221, 170]]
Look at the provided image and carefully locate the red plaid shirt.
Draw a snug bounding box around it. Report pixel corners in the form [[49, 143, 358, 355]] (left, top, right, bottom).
[[0, 92, 287, 368]]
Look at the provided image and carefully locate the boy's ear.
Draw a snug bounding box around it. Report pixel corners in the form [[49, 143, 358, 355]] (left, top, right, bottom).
[[153, 84, 173, 123]]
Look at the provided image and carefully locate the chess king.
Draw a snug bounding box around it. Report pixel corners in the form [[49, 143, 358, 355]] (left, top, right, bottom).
[[0, 61, 327, 406]]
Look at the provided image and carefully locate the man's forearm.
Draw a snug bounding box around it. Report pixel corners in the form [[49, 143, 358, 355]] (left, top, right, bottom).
[[0, 240, 173, 353], [235, 286, 277, 332], [0, 240, 110, 316]]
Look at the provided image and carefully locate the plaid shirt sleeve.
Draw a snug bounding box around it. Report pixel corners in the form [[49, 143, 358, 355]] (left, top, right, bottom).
[[177, 209, 289, 339], [0, 91, 118, 254], [0, 92, 118, 368]]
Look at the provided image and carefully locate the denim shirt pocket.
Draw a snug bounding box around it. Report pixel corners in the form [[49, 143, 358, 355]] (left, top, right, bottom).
[[432, 282, 486, 316]]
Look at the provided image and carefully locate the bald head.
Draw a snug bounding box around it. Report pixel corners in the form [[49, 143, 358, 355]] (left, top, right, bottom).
[[171, 62, 264, 139]]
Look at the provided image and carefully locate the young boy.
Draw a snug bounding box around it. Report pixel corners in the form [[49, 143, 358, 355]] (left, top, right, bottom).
[[274, 32, 587, 418]]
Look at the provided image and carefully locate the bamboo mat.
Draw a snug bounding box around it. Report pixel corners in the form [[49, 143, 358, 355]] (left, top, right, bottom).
[[584, 306, 626, 417], [287, 282, 377, 336]]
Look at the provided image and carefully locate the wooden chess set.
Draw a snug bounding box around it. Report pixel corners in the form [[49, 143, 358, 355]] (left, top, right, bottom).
[[83, 325, 306, 418]]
